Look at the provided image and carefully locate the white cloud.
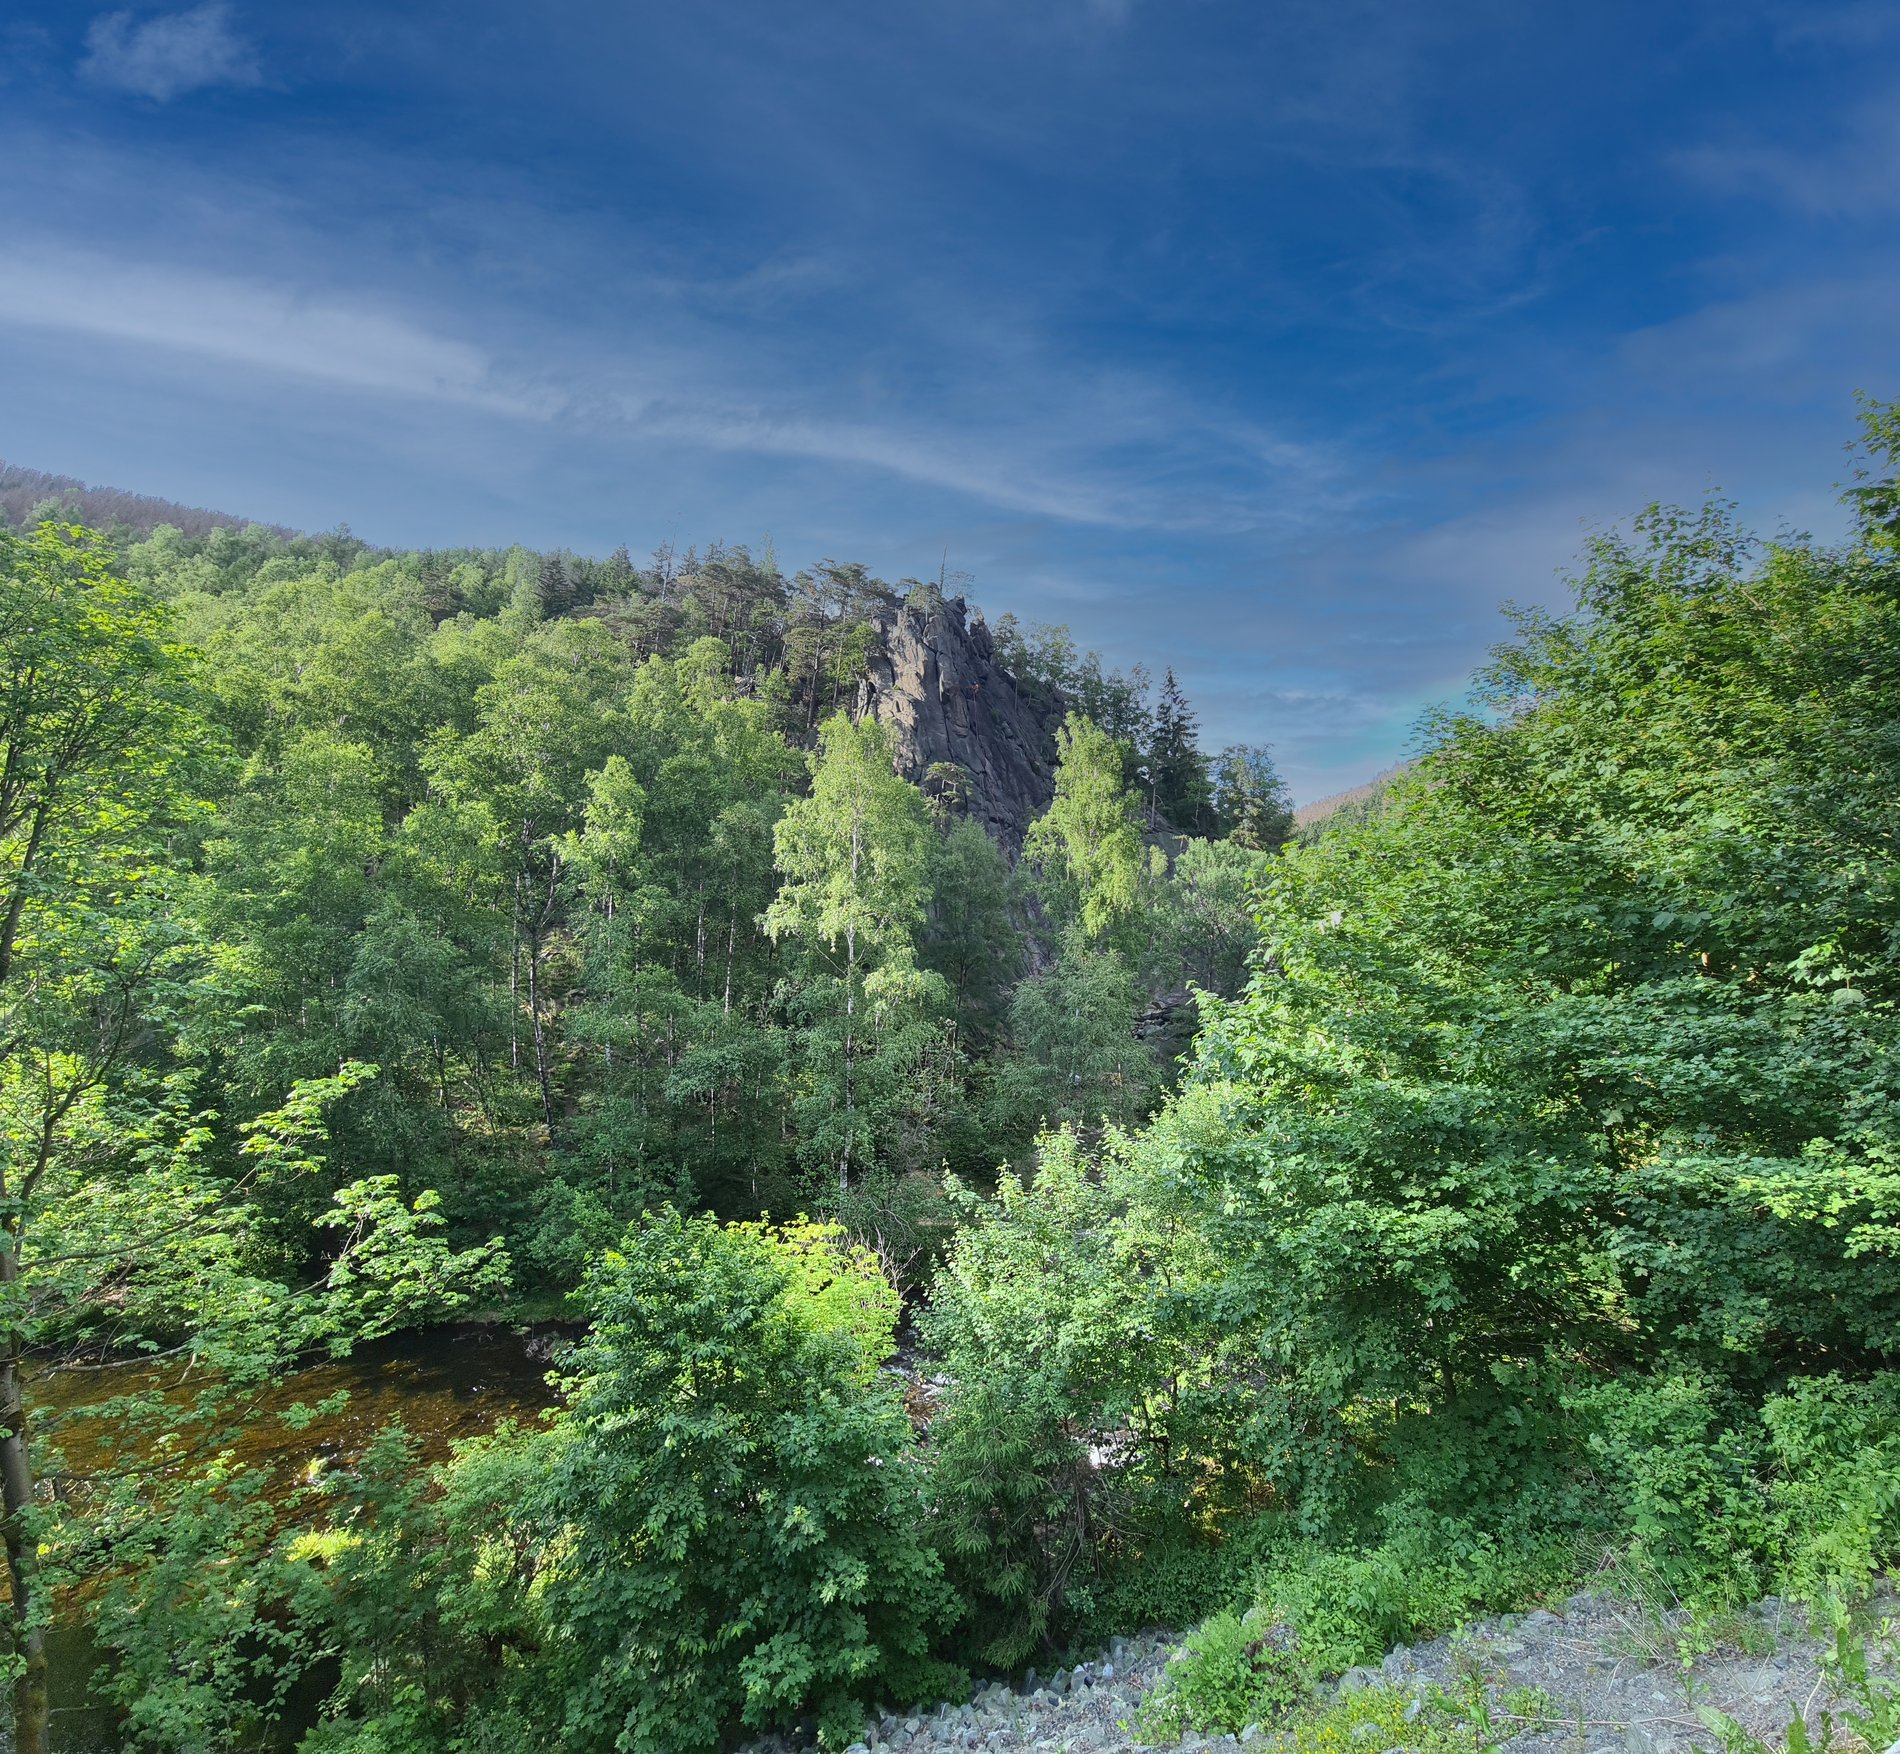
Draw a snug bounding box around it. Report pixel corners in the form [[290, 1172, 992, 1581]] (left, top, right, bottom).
[[1771, 1, 1900, 50], [635, 386, 1358, 535], [649, 404, 1151, 526], [0, 240, 1333, 533], [1671, 89, 1900, 221], [80, 4, 260, 102], [0, 247, 553, 415]]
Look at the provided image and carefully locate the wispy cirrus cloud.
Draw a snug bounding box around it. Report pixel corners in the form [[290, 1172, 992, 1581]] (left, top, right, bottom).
[[0, 247, 549, 414], [80, 3, 261, 102], [1770, 1, 1900, 50], [635, 398, 1342, 534], [1670, 76, 1900, 222], [0, 228, 1340, 536]]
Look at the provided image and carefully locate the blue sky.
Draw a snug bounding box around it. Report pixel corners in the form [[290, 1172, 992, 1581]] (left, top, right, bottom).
[[2, 2, 1897, 799]]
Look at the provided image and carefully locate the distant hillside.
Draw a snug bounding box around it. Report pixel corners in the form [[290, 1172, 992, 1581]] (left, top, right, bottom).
[[0, 461, 294, 540], [1293, 761, 1410, 829], [0, 464, 1277, 851], [0, 465, 1068, 842]]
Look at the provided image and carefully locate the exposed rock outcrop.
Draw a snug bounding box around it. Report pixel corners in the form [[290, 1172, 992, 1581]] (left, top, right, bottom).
[[856, 591, 1062, 854]]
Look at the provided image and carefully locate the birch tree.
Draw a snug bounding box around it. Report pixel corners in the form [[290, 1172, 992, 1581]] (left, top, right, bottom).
[[764, 714, 944, 1189]]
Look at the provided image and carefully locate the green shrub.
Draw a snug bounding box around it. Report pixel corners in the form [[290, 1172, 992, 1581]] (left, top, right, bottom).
[[1086, 1526, 1272, 1643], [1565, 1371, 1900, 1606], [531, 1211, 963, 1752], [1136, 1608, 1308, 1742], [1762, 1375, 1900, 1601], [1252, 1677, 1550, 1754], [288, 1421, 552, 1753], [1233, 1503, 1571, 1680], [921, 1120, 1246, 1665], [1568, 1373, 1777, 1601]]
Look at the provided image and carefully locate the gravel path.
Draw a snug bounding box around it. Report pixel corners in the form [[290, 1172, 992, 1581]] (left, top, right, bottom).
[[745, 1591, 1896, 1754], [844, 1636, 1173, 1752], [1370, 1589, 1895, 1754]]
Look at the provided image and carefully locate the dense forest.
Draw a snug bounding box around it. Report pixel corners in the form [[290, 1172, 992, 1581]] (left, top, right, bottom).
[[0, 474, 1287, 1751], [3, 402, 1899, 1753]]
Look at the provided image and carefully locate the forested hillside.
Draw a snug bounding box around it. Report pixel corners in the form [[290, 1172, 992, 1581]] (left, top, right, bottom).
[[14, 508, 1283, 1268], [0, 463, 296, 542], [4, 404, 1899, 1754]]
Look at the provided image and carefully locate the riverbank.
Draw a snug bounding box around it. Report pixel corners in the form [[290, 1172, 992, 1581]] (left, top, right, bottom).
[[35, 1324, 563, 1753]]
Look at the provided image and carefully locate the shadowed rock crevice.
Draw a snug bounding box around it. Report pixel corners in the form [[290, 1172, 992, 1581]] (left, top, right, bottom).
[[857, 591, 1063, 855]]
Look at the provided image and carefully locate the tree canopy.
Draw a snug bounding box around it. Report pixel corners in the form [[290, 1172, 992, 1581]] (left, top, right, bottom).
[[16, 407, 1898, 1753]]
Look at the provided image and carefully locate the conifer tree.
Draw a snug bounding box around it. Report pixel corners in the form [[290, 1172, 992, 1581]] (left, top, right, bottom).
[[1147, 666, 1212, 832], [536, 550, 573, 617], [1211, 743, 1294, 850], [602, 543, 638, 595]]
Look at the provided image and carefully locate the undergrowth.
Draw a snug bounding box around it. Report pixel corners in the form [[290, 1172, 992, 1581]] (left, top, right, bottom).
[[1695, 1604, 1900, 1754]]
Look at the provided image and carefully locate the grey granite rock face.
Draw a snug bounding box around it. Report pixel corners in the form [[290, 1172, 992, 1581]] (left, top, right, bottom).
[[855, 594, 1062, 855]]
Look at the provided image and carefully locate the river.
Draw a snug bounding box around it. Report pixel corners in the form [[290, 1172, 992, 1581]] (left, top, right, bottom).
[[35, 1325, 561, 1752]]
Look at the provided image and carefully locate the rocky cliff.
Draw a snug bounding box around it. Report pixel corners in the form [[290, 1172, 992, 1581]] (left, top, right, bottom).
[[855, 592, 1061, 853]]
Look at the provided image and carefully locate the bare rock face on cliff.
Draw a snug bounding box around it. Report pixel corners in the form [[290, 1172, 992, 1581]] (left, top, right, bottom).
[[855, 592, 1061, 853]]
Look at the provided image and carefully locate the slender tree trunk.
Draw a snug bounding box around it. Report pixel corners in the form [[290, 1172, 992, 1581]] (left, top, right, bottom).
[[0, 796, 52, 991], [526, 924, 551, 1127], [526, 867, 559, 1132], [0, 1225, 47, 1754], [509, 875, 522, 1072], [842, 919, 855, 1196], [841, 813, 861, 1193], [723, 911, 736, 1017], [695, 883, 706, 993]]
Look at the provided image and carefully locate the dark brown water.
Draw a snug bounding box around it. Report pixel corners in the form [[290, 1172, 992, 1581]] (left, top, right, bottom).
[[35, 1325, 562, 1751]]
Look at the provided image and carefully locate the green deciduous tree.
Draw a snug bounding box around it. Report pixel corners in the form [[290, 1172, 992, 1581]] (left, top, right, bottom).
[[992, 926, 1159, 1139], [66, 1088, 510, 1746], [765, 714, 947, 1189], [562, 649, 798, 1212], [0, 527, 509, 1751], [285, 1216, 958, 1753], [1152, 837, 1273, 998], [533, 1212, 959, 1752], [1183, 440, 1900, 1533], [423, 619, 631, 1129], [1024, 714, 1154, 950], [0, 523, 212, 1748], [921, 815, 1021, 1053], [924, 1121, 1238, 1664]]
